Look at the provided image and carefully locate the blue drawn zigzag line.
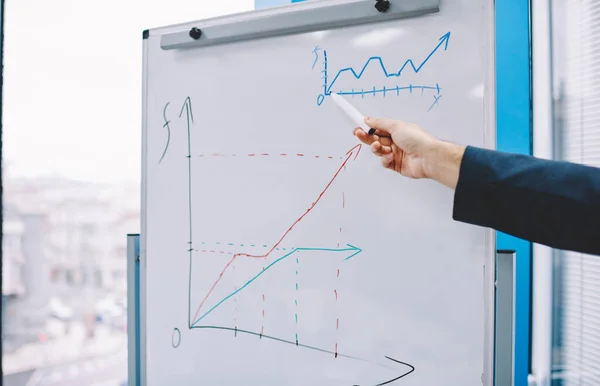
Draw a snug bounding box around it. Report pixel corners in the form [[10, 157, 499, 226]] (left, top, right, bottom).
[[324, 31, 451, 95]]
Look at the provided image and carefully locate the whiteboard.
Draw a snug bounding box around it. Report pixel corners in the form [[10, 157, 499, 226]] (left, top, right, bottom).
[[141, 0, 496, 385]]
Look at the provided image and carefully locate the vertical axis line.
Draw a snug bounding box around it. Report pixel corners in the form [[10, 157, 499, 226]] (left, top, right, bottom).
[[183, 98, 194, 329]]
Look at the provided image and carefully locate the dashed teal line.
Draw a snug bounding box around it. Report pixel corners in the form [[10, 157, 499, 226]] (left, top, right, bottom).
[[192, 245, 362, 326]]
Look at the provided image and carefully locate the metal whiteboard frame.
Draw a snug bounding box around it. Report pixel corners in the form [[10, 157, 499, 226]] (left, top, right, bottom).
[[495, 250, 517, 386], [139, 0, 498, 385], [530, 0, 554, 385], [494, 1, 533, 384], [127, 234, 141, 386]]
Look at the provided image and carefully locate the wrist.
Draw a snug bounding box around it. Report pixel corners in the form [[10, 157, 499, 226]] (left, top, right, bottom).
[[422, 140, 466, 189]]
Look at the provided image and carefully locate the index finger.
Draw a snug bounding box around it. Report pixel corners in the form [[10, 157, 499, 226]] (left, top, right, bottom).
[[353, 127, 377, 145]]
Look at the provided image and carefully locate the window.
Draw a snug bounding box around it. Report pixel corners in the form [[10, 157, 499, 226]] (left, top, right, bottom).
[[550, 0, 600, 384], [2, 1, 254, 384]]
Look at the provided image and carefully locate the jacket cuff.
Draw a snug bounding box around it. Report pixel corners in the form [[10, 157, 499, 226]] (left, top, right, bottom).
[[452, 146, 496, 226]]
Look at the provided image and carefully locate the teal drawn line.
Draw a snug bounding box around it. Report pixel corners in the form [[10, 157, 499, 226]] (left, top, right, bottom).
[[343, 244, 362, 260], [191, 244, 362, 326]]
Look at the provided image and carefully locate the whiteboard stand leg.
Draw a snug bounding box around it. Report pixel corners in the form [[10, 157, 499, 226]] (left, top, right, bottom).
[[127, 234, 141, 386], [495, 249, 516, 386]]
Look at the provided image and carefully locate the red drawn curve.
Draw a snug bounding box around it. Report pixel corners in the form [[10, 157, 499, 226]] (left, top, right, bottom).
[[191, 144, 362, 325]]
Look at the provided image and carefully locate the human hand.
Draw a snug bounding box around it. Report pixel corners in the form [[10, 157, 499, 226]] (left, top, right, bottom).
[[353, 117, 465, 189], [353, 117, 439, 179]]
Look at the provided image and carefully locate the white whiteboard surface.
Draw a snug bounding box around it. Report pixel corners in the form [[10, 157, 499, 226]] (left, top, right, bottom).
[[141, 1, 495, 385]]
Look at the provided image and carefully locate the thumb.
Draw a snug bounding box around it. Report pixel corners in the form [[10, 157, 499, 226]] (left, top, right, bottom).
[[364, 117, 396, 134]]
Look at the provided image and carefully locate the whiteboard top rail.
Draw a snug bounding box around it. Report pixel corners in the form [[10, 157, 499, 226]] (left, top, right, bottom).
[[152, 0, 440, 50]]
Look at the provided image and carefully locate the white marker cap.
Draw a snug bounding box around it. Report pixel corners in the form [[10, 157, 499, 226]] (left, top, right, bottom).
[[330, 93, 375, 135]]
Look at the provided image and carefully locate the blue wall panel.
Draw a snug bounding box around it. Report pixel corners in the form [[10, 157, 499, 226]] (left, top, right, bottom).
[[255, 0, 295, 9], [495, 1, 532, 385]]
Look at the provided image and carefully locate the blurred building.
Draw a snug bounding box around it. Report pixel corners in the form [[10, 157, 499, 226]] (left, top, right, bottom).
[[2, 205, 50, 350], [3, 175, 139, 334]]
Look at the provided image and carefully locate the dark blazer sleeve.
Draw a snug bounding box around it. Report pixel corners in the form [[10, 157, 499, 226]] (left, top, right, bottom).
[[453, 146, 600, 256]]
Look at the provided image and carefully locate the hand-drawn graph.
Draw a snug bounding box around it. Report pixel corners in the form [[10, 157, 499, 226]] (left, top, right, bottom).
[[190, 143, 362, 327], [161, 97, 415, 385], [314, 31, 450, 112]]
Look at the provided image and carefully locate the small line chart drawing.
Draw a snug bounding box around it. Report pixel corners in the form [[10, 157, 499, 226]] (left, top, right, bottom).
[[314, 31, 451, 112]]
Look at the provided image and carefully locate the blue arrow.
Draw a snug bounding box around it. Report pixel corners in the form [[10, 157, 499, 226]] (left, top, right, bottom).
[[192, 244, 362, 326], [325, 31, 451, 94]]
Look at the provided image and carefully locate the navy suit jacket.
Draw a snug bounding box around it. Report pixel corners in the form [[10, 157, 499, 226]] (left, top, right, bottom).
[[453, 146, 600, 256]]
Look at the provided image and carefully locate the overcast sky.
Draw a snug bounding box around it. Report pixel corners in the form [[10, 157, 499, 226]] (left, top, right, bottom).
[[3, 0, 254, 184]]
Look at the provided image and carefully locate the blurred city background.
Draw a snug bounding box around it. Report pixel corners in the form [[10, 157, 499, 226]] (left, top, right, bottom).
[[2, 172, 136, 385], [3, 0, 600, 385], [2, 0, 253, 384]]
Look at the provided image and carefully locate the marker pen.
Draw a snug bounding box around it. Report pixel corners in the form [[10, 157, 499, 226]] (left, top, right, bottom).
[[330, 92, 376, 135]]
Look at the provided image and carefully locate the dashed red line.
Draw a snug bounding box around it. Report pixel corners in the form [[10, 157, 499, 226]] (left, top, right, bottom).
[[261, 293, 265, 337], [197, 153, 342, 159], [334, 187, 345, 358], [197, 249, 234, 255], [191, 144, 362, 325], [234, 285, 238, 328]]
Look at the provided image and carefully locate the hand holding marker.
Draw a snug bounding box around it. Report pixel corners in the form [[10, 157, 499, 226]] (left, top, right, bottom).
[[332, 92, 442, 182], [330, 93, 376, 135]]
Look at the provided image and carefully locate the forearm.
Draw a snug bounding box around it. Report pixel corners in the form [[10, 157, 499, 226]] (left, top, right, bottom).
[[448, 146, 600, 255], [423, 141, 466, 190]]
